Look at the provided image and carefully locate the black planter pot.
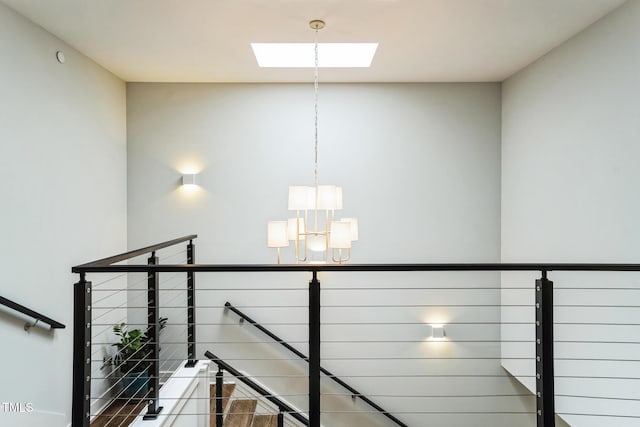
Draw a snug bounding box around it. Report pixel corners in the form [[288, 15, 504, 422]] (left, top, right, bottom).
[[121, 371, 149, 398]]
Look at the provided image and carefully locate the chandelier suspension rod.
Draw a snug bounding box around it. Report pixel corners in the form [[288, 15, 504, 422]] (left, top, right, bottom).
[[313, 23, 320, 232], [314, 25, 319, 192]]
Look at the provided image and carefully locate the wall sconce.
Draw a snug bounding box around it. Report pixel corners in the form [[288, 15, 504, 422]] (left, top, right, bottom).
[[182, 173, 197, 186], [428, 324, 446, 340]]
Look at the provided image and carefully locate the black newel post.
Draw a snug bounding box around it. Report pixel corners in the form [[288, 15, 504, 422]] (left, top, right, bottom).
[[72, 274, 92, 427], [185, 239, 197, 367], [216, 367, 224, 427], [144, 253, 163, 419], [277, 411, 284, 427], [536, 271, 555, 427], [309, 270, 321, 427]]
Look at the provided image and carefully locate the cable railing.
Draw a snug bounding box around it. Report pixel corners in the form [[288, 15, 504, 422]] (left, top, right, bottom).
[[0, 295, 65, 330], [550, 273, 640, 425], [70, 235, 640, 427], [73, 235, 196, 427]]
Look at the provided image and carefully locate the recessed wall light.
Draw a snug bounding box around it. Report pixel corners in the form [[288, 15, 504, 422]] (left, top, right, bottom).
[[251, 43, 378, 68]]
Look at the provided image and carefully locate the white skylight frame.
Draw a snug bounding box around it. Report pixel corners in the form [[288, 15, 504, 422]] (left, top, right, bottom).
[[251, 43, 378, 68]]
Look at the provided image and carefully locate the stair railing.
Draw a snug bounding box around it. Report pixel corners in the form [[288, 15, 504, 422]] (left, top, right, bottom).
[[223, 301, 408, 427], [71, 233, 640, 427], [0, 295, 65, 330], [71, 234, 197, 427], [205, 350, 308, 427]]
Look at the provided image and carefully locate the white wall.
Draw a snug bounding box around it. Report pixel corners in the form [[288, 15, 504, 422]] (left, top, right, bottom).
[[126, 82, 538, 426], [127, 83, 500, 262], [126, 83, 501, 263], [0, 3, 127, 426], [501, 0, 640, 425]]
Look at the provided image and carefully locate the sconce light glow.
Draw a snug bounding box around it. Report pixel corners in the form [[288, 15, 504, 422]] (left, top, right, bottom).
[[428, 324, 446, 341]]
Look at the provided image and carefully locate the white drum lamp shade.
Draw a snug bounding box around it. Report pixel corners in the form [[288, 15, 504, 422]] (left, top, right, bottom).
[[340, 218, 359, 241], [288, 186, 311, 211], [329, 220, 352, 249], [317, 185, 340, 210], [267, 221, 289, 248]]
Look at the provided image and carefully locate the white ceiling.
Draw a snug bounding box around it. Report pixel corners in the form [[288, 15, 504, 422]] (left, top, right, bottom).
[[1, 0, 627, 82]]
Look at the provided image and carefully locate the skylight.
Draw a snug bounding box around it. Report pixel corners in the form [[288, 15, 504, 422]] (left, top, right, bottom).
[[251, 43, 378, 68]]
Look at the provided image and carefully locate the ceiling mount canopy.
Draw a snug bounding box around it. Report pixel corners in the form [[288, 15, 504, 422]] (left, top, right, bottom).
[[309, 19, 325, 30]]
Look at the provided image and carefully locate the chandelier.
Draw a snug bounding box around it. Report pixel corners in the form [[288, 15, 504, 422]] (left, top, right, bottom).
[[267, 20, 358, 264]]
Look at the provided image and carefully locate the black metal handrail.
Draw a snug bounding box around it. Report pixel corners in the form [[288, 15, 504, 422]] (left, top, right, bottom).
[[205, 350, 309, 426], [224, 301, 408, 427], [73, 234, 197, 270], [0, 295, 65, 329], [72, 262, 640, 274]]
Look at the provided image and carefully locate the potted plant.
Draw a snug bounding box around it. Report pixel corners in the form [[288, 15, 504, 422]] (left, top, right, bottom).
[[104, 317, 167, 398]]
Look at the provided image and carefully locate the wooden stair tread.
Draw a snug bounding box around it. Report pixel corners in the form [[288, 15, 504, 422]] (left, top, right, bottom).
[[251, 414, 277, 427], [225, 399, 257, 427], [210, 383, 236, 427]]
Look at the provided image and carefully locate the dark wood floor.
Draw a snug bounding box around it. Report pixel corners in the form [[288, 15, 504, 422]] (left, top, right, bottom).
[[90, 399, 146, 427], [92, 382, 275, 427]]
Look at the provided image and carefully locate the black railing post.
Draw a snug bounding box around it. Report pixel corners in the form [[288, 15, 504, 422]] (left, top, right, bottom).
[[309, 270, 321, 427], [72, 274, 91, 427], [536, 271, 555, 427], [216, 367, 224, 427], [143, 253, 163, 419], [185, 239, 197, 367], [277, 411, 284, 427]]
